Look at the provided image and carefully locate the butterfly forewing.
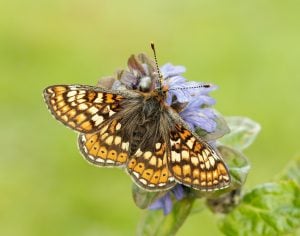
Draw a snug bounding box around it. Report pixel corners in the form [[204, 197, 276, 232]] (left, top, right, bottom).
[[168, 123, 231, 191], [43, 85, 127, 133], [78, 118, 130, 166]]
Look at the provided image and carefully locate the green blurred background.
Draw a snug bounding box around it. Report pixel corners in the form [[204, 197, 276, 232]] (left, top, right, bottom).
[[1, 0, 299, 235]]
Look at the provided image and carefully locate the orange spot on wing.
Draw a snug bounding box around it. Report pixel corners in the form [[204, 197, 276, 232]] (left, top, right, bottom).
[[217, 163, 227, 175], [98, 146, 108, 159], [182, 164, 191, 177], [159, 168, 169, 183], [107, 150, 117, 161], [178, 128, 191, 140], [193, 169, 199, 178], [117, 152, 128, 163], [142, 169, 154, 181], [81, 121, 92, 131], [213, 170, 219, 182], [74, 113, 87, 123], [87, 92, 96, 101], [53, 86, 67, 94], [172, 165, 182, 176], [194, 143, 202, 152], [105, 94, 115, 103], [65, 109, 77, 119], [57, 100, 66, 109], [128, 159, 137, 169], [150, 170, 161, 184], [89, 142, 100, 155], [200, 172, 206, 182], [207, 171, 212, 183], [134, 163, 145, 174]]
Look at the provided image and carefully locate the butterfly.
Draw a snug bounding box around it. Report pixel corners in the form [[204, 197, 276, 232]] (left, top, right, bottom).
[[43, 47, 231, 192]]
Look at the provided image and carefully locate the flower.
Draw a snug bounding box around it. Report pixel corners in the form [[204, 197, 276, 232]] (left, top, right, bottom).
[[98, 53, 222, 215], [148, 185, 185, 215], [160, 63, 218, 133]]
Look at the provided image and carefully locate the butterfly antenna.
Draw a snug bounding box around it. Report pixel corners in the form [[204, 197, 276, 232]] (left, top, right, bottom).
[[151, 42, 163, 90], [168, 84, 212, 91]]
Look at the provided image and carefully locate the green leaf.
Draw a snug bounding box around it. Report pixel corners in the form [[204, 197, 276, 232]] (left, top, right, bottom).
[[220, 181, 300, 236], [137, 198, 194, 236], [190, 198, 205, 214], [132, 184, 168, 209], [219, 117, 261, 151], [277, 157, 300, 186]]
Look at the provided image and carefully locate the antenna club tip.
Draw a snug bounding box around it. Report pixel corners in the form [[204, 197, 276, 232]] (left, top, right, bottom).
[[150, 42, 155, 50]]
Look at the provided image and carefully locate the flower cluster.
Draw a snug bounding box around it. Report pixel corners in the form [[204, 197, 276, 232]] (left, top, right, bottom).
[[98, 53, 228, 215]]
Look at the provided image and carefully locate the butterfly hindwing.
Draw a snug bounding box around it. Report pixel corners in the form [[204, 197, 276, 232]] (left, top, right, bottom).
[[166, 109, 231, 191], [78, 119, 130, 166], [43, 85, 130, 133], [127, 140, 176, 191]]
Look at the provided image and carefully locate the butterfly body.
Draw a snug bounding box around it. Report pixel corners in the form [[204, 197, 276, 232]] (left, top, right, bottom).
[[44, 84, 230, 192]]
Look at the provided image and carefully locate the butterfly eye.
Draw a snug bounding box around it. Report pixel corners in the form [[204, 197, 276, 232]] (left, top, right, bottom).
[[138, 76, 152, 92]]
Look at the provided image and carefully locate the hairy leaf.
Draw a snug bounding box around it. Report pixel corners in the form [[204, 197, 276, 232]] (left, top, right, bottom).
[[277, 157, 300, 186], [220, 181, 300, 236], [219, 117, 261, 151]]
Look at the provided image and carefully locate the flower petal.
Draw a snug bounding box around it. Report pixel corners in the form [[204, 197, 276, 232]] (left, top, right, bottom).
[[180, 108, 217, 132], [161, 63, 186, 78], [148, 193, 173, 215], [173, 185, 185, 201], [162, 193, 173, 215]]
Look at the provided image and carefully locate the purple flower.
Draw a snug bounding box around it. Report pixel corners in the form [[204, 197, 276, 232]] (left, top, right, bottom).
[[148, 185, 185, 215], [180, 101, 217, 133], [160, 63, 218, 133]]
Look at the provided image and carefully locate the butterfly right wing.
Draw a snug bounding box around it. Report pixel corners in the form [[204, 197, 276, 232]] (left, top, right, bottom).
[[166, 110, 231, 191], [43, 85, 138, 133]]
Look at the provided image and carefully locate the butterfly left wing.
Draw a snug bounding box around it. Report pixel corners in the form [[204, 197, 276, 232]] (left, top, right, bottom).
[[43, 85, 134, 133], [167, 111, 231, 191]]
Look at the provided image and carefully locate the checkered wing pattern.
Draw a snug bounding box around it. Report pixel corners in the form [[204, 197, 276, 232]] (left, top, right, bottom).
[[43, 85, 126, 133], [78, 119, 130, 166], [127, 141, 176, 191], [169, 123, 231, 191]]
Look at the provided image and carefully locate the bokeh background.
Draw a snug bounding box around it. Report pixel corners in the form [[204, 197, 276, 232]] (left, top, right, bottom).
[[1, 0, 300, 235]]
